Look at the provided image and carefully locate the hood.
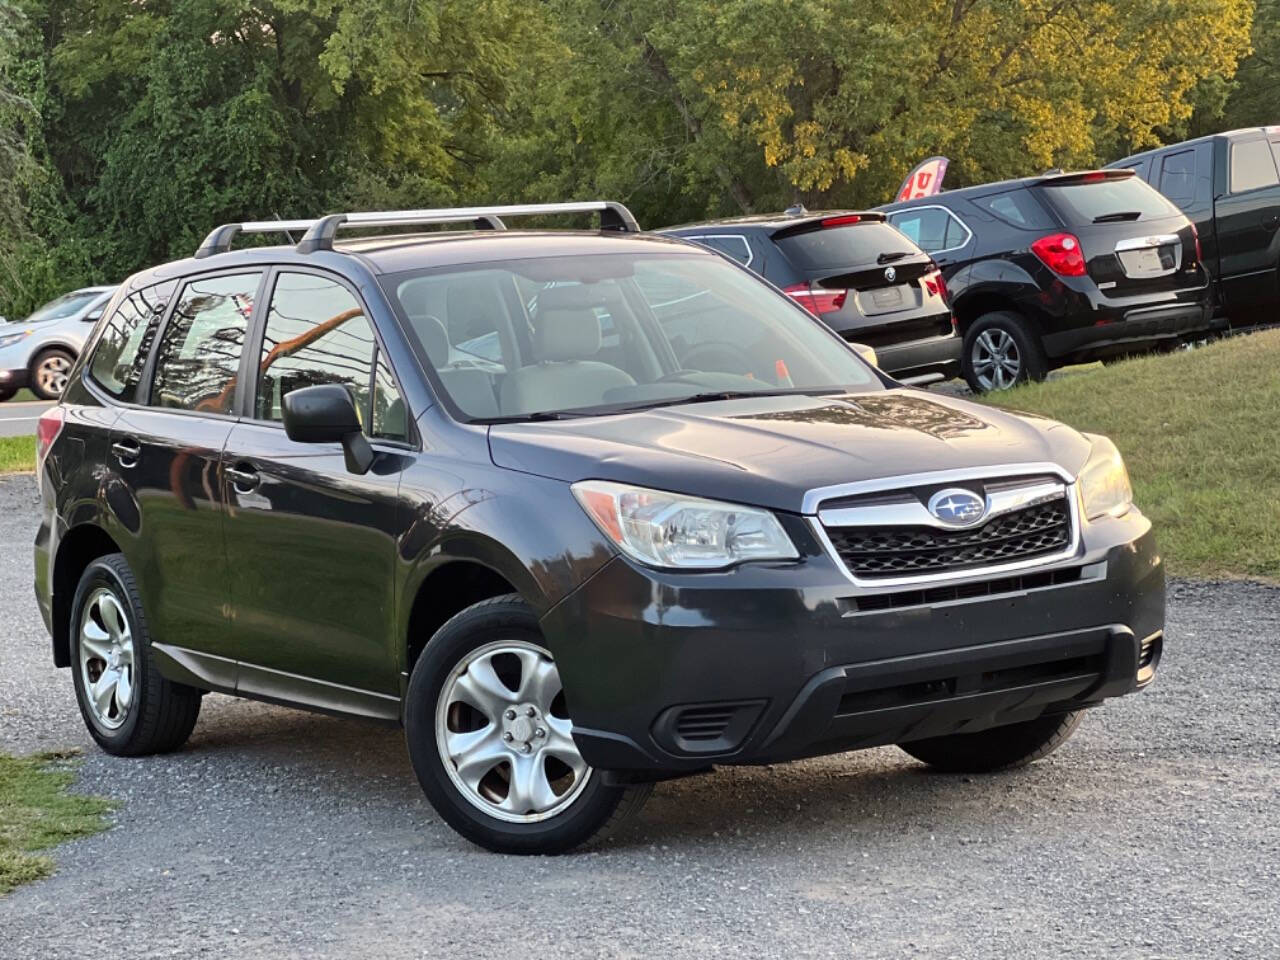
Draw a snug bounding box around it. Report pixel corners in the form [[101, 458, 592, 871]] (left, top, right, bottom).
[[488, 390, 1092, 514]]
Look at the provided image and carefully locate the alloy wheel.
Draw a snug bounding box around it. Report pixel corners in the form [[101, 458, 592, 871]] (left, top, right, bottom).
[[78, 588, 135, 730], [435, 639, 590, 824], [971, 329, 1022, 391], [36, 353, 72, 397]]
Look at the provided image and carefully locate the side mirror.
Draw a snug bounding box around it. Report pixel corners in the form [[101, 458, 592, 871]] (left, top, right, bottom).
[[850, 342, 879, 367], [282, 384, 374, 475]]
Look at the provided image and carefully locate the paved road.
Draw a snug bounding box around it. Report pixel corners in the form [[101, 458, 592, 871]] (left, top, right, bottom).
[[0, 474, 1277, 959], [0, 400, 54, 437]]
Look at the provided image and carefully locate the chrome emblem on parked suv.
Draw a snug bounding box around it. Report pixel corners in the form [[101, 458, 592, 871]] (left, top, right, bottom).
[[928, 488, 987, 525], [884, 266, 896, 282]]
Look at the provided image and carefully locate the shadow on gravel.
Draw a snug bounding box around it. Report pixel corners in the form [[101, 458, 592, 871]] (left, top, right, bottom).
[[149, 694, 1087, 854]]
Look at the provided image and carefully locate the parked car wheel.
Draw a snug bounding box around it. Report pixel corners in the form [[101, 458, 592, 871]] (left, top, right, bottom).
[[405, 594, 651, 854], [0, 387, 15, 403], [70, 554, 202, 755], [961, 311, 1048, 392], [898, 710, 1083, 773], [29, 347, 76, 400]]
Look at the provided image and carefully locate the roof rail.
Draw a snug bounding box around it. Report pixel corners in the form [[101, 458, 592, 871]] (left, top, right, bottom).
[[194, 201, 641, 259], [194, 213, 504, 259], [295, 201, 640, 253]]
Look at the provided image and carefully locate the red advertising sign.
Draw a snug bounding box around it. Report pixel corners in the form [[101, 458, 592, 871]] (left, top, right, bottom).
[[896, 157, 950, 202]]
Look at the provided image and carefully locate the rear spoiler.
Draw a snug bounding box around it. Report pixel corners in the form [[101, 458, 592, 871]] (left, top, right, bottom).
[[1033, 169, 1135, 187], [771, 211, 885, 240]]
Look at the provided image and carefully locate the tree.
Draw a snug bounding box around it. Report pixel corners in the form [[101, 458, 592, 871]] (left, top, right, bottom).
[[502, 0, 1255, 222]]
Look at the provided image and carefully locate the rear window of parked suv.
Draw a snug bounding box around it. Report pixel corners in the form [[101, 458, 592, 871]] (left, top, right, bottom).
[[1039, 177, 1180, 225], [775, 221, 917, 269]]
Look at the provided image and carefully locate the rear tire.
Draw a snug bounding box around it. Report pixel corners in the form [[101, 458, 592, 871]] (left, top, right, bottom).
[[29, 347, 75, 400], [404, 594, 651, 854], [0, 387, 14, 403], [961, 311, 1047, 393], [898, 710, 1084, 773], [70, 554, 201, 756]]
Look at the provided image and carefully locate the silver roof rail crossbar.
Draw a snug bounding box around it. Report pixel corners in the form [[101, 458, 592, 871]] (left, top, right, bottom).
[[194, 213, 504, 259], [295, 211, 507, 254], [296, 201, 641, 253], [194, 201, 641, 258]]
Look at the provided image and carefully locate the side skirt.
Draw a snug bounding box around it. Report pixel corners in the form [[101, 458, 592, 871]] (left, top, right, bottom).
[[151, 642, 402, 724]]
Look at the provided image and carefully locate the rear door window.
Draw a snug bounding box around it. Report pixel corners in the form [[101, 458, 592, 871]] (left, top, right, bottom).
[[88, 282, 175, 403], [779, 220, 925, 266], [256, 271, 406, 441], [1158, 150, 1197, 206], [1039, 176, 1180, 224], [149, 272, 260, 414], [883, 209, 968, 254], [1228, 139, 1279, 194]]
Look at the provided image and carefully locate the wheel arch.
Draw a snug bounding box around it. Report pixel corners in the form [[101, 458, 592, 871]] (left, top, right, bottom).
[[51, 523, 122, 668], [951, 291, 1029, 338]]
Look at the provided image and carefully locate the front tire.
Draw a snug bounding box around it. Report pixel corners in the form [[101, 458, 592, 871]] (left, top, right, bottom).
[[29, 347, 76, 399], [404, 594, 651, 854], [961, 311, 1048, 392], [899, 710, 1084, 773], [70, 554, 202, 755]]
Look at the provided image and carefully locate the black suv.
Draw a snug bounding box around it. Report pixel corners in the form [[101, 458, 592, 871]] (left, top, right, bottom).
[[658, 211, 959, 384], [35, 202, 1164, 855], [1109, 127, 1280, 322], [880, 170, 1214, 391]]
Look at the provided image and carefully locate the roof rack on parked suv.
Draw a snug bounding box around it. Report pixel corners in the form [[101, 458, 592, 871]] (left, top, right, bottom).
[[193, 201, 641, 259]]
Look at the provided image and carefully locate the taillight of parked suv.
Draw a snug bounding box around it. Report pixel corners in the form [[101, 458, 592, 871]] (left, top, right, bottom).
[[1030, 233, 1087, 277], [783, 283, 846, 317], [36, 406, 65, 472]]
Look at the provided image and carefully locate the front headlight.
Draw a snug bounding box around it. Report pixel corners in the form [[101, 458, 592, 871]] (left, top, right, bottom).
[[572, 480, 799, 569], [0, 330, 31, 349], [1077, 435, 1133, 520]]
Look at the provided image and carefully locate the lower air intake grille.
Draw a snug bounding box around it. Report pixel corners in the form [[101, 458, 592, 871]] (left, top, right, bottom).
[[826, 496, 1072, 578], [652, 700, 767, 756]]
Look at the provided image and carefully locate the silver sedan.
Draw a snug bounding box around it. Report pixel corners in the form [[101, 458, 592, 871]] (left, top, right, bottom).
[[0, 286, 116, 400]]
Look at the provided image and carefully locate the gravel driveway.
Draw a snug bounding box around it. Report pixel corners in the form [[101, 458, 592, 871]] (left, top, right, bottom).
[[1, 474, 1277, 959]]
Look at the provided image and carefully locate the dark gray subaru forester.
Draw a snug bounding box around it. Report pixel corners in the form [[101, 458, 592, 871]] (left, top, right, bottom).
[[34, 202, 1164, 854]]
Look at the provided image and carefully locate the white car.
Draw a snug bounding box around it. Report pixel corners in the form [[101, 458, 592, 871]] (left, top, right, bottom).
[[0, 286, 116, 400]]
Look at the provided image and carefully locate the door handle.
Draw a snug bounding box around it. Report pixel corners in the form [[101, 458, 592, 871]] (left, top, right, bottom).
[[1264, 214, 1280, 231], [111, 438, 141, 468], [225, 463, 260, 492]]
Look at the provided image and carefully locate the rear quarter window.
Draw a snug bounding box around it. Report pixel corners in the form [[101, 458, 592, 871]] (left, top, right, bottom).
[[970, 190, 1054, 229], [1039, 176, 1181, 225], [777, 221, 921, 269]]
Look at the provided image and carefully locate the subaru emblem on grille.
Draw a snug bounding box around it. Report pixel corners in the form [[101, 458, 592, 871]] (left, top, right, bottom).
[[927, 488, 986, 525], [884, 266, 896, 282]]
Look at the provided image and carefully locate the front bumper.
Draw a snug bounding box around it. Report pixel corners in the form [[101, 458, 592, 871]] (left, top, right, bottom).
[[0, 368, 28, 391], [544, 509, 1164, 774]]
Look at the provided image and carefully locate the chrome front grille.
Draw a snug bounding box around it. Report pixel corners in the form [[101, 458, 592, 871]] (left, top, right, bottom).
[[813, 470, 1079, 585]]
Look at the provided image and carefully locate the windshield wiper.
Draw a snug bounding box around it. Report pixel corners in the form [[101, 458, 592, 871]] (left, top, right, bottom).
[[876, 251, 913, 264], [481, 410, 582, 424], [1093, 211, 1142, 223], [618, 388, 844, 413]]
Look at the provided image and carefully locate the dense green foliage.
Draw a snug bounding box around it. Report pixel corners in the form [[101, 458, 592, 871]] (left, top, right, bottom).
[[0, 0, 1269, 317]]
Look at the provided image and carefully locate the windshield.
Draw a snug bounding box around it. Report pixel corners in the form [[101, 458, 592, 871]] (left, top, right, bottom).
[[383, 252, 880, 421], [23, 290, 102, 325], [1039, 177, 1180, 224]]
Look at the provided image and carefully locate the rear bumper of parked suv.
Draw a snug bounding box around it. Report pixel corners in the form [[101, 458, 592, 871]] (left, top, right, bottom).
[[1037, 280, 1213, 362], [544, 509, 1163, 775], [874, 332, 962, 382]]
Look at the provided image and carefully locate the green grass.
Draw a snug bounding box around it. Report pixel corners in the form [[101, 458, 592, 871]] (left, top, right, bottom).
[[10, 388, 36, 402], [0, 435, 35, 475], [0, 751, 112, 896], [982, 329, 1280, 582]]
